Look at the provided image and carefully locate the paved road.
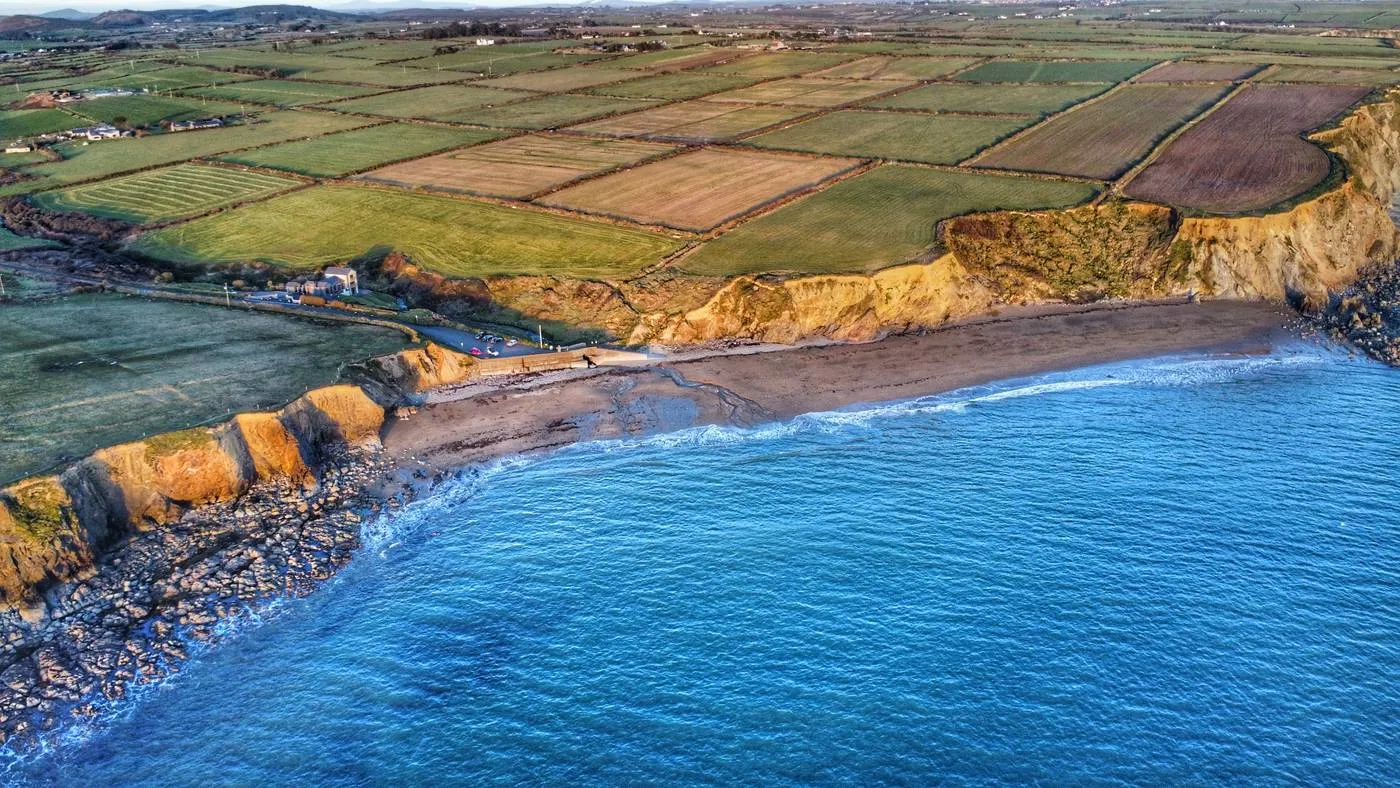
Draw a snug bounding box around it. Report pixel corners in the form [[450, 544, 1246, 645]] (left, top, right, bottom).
[[413, 325, 542, 358]]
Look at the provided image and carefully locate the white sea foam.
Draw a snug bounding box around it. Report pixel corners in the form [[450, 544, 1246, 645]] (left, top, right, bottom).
[[452, 347, 1339, 467], [360, 452, 546, 554]]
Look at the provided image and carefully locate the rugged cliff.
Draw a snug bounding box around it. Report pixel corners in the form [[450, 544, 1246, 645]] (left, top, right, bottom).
[[0, 349, 477, 611], [371, 91, 1400, 345]]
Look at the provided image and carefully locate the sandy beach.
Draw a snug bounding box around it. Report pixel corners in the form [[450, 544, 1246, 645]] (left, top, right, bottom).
[[384, 299, 1292, 473]]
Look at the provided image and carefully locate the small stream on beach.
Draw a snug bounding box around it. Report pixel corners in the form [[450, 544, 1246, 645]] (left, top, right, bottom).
[[12, 343, 1400, 784]]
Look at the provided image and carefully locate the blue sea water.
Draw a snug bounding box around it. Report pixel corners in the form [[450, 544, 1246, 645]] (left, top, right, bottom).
[[13, 344, 1400, 785]]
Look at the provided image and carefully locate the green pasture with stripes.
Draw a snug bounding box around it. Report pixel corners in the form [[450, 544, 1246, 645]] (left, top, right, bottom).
[[30, 163, 303, 223]]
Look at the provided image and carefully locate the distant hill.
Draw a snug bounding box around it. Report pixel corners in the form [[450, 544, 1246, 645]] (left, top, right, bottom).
[[196, 4, 363, 22], [0, 15, 56, 33], [89, 10, 156, 26], [0, 4, 367, 32], [37, 8, 96, 20]]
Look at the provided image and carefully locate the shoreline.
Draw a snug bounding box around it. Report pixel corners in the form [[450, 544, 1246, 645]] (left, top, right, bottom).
[[382, 299, 1293, 476], [0, 297, 1296, 750]]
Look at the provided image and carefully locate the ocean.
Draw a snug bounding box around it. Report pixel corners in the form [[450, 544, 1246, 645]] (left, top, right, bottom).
[[11, 343, 1400, 785]]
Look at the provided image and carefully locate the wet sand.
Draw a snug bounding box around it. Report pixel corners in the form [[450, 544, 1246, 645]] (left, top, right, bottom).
[[383, 300, 1292, 473]]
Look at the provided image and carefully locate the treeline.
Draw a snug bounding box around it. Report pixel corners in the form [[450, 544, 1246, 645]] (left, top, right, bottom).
[[420, 21, 522, 40]]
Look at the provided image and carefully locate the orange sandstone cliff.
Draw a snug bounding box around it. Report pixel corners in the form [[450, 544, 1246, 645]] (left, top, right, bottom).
[[0, 349, 477, 611]]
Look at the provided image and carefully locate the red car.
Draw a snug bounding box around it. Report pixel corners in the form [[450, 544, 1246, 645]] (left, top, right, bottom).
[[469, 347, 483, 357]]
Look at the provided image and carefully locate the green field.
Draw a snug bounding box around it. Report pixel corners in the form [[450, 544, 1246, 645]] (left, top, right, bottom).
[[174, 48, 371, 76], [810, 56, 981, 80], [69, 94, 243, 127], [696, 52, 857, 78], [1263, 66, 1400, 85], [865, 83, 1109, 115], [573, 100, 808, 142], [0, 108, 77, 138], [0, 227, 59, 250], [61, 65, 255, 92], [680, 165, 1097, 276], [750, 110, 1032, 164], [470, 94, 658, 129], [1, 111, 369, 197], [404, 44, 606, 75], [708, 77, 912, 108], [181, 79, 381, 107], [398, 40, 577, 68], [612, 47, 739, 70], [5, 64, 250, 93], [216, 123, 503, 177], [317, 39, 449, 62], [477, 66, 645, 93], [955, 59, 1158, 83], [319, 84, 534, 121], [289, 65, 470, 87], [0, 293, 410, 483], [583, 72, 759, 100], [31, 163, 302, 223], [130, 185, 683, 279]]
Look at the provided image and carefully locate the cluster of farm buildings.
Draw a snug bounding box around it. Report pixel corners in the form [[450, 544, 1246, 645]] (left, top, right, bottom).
[[5, 87, 233, 153], [284, 266, 360, 305]]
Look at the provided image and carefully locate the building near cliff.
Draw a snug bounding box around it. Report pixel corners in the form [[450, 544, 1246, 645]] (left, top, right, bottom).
[[323, 266, 359, 295], [287, 270, 357, 298]]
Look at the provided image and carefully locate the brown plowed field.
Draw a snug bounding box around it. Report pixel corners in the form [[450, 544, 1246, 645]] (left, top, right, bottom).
[[977, 83, 1230, 179], [1124, 84, 1371, 213], [356, 135, 676, 199], [540, 148, 860, 231], [1134, 61, 1262, 82]]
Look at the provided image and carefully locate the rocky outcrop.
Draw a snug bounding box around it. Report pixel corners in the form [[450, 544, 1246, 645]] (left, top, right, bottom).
[[0, 346, 477, 611], [349, 341, 482, 400], [0, 478, 103, 616]]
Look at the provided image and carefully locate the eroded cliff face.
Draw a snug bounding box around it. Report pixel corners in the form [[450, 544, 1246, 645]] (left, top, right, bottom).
[[372, 92, 1400, 345], [0, 349, 476, 610], [943, 202, 1186, 303], [1177, 180, 1399, 309], [0, 478, 101, 612], [1171, 97, 1400, 308], [637, 255, 997, 344]]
